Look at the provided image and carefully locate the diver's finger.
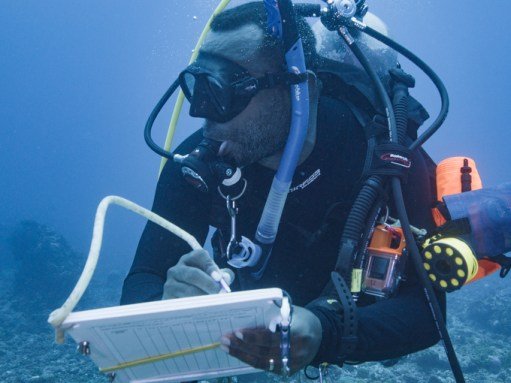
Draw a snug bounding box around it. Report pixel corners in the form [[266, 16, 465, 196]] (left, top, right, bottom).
[[168, 266, 220, 294], [234, 328, 281, 348], [228, 331, 276, 356], [162, 279, 208, 299], [220, 334, 278, 372], [180, 249, 220, 275], [219, 268, 235, 285]]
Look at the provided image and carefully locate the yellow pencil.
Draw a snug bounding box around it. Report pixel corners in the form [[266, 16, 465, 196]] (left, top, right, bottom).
[[100, 342, 221, 373]]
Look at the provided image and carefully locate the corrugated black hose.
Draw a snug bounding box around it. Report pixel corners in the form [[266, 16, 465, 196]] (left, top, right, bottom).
[[362, 25, 449, 152]]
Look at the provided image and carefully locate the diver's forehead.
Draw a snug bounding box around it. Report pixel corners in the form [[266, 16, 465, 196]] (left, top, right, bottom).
[[201, 24, 265, 66]]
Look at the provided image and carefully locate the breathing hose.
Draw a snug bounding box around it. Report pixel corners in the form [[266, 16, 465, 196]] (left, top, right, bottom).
[[352, 196, 386, 277], [144, 79, 180, 160]]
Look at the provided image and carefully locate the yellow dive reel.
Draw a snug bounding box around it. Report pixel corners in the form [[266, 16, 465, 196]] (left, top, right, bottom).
[[422, 236, 479, 292], [422, 157, 510, 292]]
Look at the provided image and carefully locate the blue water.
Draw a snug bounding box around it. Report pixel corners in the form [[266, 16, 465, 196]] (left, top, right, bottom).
[[1, 1, 511, 382]]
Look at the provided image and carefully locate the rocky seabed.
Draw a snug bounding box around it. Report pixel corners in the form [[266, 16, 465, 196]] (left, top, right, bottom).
[[1, 222, 510, 383]]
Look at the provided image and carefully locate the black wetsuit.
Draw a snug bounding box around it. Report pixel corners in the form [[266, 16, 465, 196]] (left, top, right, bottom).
[[121, 95, 445, 363]]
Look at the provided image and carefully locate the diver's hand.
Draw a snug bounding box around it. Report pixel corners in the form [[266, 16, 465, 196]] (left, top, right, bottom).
[[162, 249, 234, 299], [220, 306, 322, 375]]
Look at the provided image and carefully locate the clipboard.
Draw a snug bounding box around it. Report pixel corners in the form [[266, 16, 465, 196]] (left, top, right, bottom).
[[62, 288, 284, 383]]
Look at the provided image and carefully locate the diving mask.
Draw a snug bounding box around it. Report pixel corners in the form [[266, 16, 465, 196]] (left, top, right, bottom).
[[179, 52, 306, 123]]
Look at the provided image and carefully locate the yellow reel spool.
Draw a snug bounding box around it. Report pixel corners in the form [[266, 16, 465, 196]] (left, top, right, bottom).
[[422, 237, 479, 292]]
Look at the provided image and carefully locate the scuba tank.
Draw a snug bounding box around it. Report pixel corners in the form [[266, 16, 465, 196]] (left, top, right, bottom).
[[423, 157, 511, 292]]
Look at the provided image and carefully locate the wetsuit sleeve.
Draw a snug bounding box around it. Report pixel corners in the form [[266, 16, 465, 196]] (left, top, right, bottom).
[[307, 145, 446, 363], [120, 131, 211, 305], [308, 279, 445, 363]]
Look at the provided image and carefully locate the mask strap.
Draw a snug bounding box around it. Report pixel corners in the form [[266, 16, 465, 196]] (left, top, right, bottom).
[[233, 72, 308, 96]]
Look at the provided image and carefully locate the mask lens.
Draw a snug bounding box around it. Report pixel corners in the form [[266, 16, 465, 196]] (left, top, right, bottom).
[[207, 76, 231, 114], [178, 55, 261, 123], [181, 72, 196, 100]]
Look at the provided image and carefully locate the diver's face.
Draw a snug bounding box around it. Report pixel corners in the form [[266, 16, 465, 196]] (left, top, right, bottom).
[[200, 24, 291, 167]]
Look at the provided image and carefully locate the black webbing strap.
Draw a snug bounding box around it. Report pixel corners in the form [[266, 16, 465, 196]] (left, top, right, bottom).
[[365, 142, 413, 181], [259, 71, 308, 88], [331, 271, 358, 358], [347, 107, 412, 181], [345, 101, 413, 182], [233, 72, 308, 96]]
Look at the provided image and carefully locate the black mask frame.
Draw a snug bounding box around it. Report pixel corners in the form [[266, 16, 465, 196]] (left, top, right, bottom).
[[179, 52, 307, 123]]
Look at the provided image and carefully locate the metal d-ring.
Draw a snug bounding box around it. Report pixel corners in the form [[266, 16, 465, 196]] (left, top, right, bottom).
[[217, 178, 247, 201]]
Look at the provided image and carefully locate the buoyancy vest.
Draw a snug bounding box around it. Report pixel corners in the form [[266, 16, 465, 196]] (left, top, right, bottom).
[[209, 65, 436, 305]]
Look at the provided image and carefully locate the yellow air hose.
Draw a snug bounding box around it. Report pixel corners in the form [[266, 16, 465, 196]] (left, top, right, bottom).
[[158, 0, 233, 176], [49, 1, 235, 344]]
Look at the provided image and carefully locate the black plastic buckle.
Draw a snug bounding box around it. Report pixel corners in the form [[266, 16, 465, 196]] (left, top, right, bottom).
[[233, 78, 259, 96]]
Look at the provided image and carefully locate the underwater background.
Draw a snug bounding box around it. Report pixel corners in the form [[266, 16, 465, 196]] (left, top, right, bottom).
[[1, 1, 511, 382]]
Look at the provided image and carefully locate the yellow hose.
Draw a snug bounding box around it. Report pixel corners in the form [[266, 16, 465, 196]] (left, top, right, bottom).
[[158, 0, 233, 176]]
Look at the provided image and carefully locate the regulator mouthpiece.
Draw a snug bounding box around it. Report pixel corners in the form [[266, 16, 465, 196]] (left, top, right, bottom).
[[175, 139, 241, 193]]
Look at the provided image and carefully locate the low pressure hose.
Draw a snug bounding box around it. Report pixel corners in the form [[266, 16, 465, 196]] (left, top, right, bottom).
[[361, 25, 449, 151], [339, 176, 383, 242], [352, 196, 386, 272], [144, 79, 181, 160], [348, 27, 466, 383]]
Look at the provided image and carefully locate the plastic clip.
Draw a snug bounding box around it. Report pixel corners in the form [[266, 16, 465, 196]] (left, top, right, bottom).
[[280, 296, 292, 377], [497, 255, 511, 278], [318, 362, 329, 383]]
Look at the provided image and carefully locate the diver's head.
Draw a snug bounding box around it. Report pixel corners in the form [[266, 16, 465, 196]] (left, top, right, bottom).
[[178, 2, 396, 167], [179, 2, 317, 167]]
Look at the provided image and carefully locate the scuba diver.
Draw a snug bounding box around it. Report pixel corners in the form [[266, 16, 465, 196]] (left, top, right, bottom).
[[115, 0, 508, 380], [122, 1, 447, 377], [41, 2, 511, 382]]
